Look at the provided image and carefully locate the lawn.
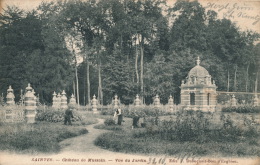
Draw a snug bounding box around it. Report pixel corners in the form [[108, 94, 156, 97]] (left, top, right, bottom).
[[0, 108, 98, 154], [94, 111, 260, 157], [0, 122, 88, 154]]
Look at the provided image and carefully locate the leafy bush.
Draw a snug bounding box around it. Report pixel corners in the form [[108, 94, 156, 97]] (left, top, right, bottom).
[[104, 118, 116, 126], [100, 108, 115, 115], [157, 111, 211, 142], [132, 110, 259, 143], [36, 110, 65, 122], [95, 111, 260, 157], [100, 105, 174, 118], [124, 106, 173, 118], [222, 106, 260, 113]]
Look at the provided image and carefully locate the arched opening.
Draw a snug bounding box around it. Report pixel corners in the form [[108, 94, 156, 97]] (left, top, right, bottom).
[[190, 93, 195, 105], [207, 93, 210, 105]]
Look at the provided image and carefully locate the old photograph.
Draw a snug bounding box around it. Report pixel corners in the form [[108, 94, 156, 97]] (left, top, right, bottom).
[[0, 0, 259, 164]]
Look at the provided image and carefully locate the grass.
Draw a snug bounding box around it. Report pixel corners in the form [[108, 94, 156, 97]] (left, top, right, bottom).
[[94, 111, 260, 157], [95, 130, 260, 157], [0, 107, 99, 154], [94, 117, 123, 131], [94, 124, 123, 131], [74, 111, 99, 125], [0, 121, 88, 154]]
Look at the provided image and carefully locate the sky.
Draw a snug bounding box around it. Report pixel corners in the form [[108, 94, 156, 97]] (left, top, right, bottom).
[[1, 0, 259, 33]]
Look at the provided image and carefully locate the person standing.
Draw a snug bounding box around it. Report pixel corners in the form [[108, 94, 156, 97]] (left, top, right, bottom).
[[132, 110, 140, 128], [64, 108, 74, 125], [114, 108, 123, 125]]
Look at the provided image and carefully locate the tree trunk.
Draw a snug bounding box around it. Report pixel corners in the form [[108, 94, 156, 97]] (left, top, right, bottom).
[[255, 70, 259, 93], [86, 58, 91, 105], [98, 52, 103, 105], [140, 35, 144, 104], [234, 65, 237, 91], [135, 36, 139, 83], [73, 81, 76, 97], [227, 69, 230, 92], [83, 68, 85, 106], [75, 66, 80, 106], [245, 63, 249, 92]]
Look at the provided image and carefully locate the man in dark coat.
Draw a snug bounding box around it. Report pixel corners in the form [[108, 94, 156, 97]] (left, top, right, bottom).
[[132, 110, 140, 128], [64, 108, 74, 125], [114, 108, 123, 125]]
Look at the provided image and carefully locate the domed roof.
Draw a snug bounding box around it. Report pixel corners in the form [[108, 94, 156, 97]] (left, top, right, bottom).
[[188, 57, 210, 78]]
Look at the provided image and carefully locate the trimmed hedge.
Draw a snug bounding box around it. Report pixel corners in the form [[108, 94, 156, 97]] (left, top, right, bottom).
[[222, 106, 260, 113], [36, 110, 82, 122]]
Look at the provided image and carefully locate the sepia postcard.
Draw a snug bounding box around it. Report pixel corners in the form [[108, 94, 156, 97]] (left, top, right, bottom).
[[0, 0, 259, 165]]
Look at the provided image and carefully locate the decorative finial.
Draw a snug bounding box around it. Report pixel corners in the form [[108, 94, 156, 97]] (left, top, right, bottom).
[[196, 56, 200, 65], [7, 85, 13, 93], [26, 83, 32, 91]]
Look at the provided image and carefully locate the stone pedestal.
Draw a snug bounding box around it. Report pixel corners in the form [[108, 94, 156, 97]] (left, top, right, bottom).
[[69, 94, 77, 106], [113, 95, 120, 108], [91, 95, 98, 113], [5, 86, 15, 122], [24, 84, 36, 123], [253, 94, 258, 107], [168, 95, 174, 111], [134, 94, 141, 107], [60, 90, 68, 109], [231, 94, 237, 107], [57, 93, 61, 109], [52, 91, 57, 108], [6, 85, 15, 106], [154, 94, 160, 108]]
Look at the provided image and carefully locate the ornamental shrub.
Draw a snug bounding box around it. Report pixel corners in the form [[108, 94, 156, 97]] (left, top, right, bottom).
[[104, 118, 116, 126], [222, 106, 260, 113], [36, 110, 82, 122], [148, 110, 259, 143]]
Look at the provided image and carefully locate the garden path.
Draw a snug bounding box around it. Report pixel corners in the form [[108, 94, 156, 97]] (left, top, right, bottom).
[[59, 118, 114, 154], [52, 118, 153, 164]]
